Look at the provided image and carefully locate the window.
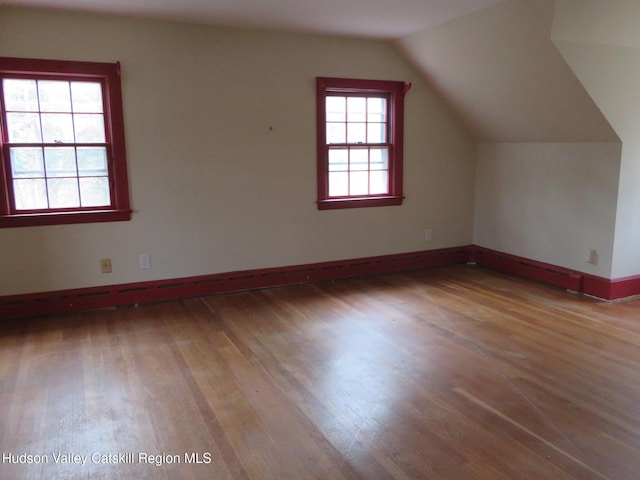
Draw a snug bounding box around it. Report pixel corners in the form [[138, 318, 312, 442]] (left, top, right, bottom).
[[316, 77, 410, 210], [0, 57, 131, 227]]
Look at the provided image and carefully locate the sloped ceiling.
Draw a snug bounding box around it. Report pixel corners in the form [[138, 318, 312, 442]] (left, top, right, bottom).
[[552, 0, 640, 279], [1, 0, 620, 143], [552, 0, 640, 140], [394, 0, 619, 142], [553, 0, 640, 49], [0, 0, 506, 39]]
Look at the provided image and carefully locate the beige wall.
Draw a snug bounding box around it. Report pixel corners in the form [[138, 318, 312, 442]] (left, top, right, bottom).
[[0, 7, 476, 296], [474, 142, 620, 277], [553, 0, 640, 278], [395, 0, 622, 280]]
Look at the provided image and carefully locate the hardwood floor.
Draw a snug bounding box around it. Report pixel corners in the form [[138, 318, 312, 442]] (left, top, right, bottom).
[[2, 265, 640, 479]]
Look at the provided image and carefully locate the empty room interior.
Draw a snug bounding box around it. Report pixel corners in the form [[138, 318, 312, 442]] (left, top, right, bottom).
[[2, 0, 640, 478]]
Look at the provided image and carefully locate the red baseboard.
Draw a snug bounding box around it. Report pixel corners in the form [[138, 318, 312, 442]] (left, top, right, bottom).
[[0, 246, 470, 320], [3, 245, 639, 320], [470, 247, 583, 292], [471, 246, 640, 301], [583, 273, 640, 301], [610, 275, 640, 300]]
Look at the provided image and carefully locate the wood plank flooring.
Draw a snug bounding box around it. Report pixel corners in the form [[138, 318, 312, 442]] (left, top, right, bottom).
[[2, 265, 640, 479]]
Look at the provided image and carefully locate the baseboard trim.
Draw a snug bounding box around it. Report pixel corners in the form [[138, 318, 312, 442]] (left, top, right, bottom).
[[0, 246, 470, 320], [3, 245, 639, 320], [610, 275, 640, 300], [471, 246, 640, 301], [470, 246, 583, 292], [583, 273, 640, 301]]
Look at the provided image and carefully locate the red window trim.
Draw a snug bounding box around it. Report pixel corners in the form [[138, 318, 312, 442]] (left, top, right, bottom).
[[0, 56, 132, 228], [316, 76, 410, 210]]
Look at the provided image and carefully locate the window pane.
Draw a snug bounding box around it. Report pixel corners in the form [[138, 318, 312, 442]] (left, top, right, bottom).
[[370, 148, 389, 170], [0, 58, 130, 223], [350, 171, 369, 195], [326, 96, 345, 122], [367, 97, 386, 123], [367, 123, 386, 143], [3, 79, 39, 111], [71, 82, 103, 113], [10, 148, 45, 178], [328, 172, 348, 197], [327, 123, 346, 144], [6, 112, 42, 142], [38, 80, 71, 112], [74, 114, 106, 143], [14, 179, 48, 210], [41, 113, 74, 143], [77, 147, 108, 176], [48, 178, 80, 208], [350, 148, 368, 171], [347, 97, 366, 122], [317, 78, 405, 208], [370, 171, 389, 194], [45, 147, 77, 177], [347, 123, 366, 143], [80, 177, 110, 207], [328, 149, 348, 171]]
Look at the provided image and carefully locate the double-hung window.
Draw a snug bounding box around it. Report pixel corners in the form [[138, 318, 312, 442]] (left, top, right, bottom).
[[316, 77, 410, 210], [0, 57, 131, 227]]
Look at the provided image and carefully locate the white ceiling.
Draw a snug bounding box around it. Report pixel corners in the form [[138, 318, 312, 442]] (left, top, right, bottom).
[[2, 0, 616, 143], [1, 0, 506, 39]]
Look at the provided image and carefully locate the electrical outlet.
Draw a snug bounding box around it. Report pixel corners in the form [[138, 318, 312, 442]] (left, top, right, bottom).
[[100, 258, 112, 274], [139, 253, 151, 270], [588, 249, 598, 265], [424, 228, 433, 242]]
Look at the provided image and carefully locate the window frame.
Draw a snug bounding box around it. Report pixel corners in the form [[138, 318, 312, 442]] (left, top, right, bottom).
[[0, 56, 131, 228], [316, 76, 410, 210]]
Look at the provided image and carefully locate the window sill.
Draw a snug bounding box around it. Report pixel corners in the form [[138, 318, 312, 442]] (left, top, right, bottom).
[[0, 209, 132, 228], [317, 196, 404, 210]]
